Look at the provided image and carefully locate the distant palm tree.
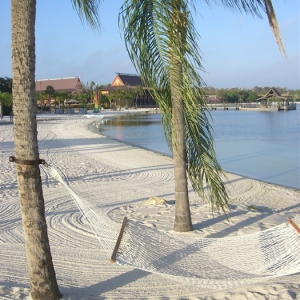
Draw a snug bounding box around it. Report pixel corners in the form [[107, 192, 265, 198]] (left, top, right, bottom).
[[45, 85, 56, 113], [11, 0, 102, 299], [134, 84, 145, 108], [120, 0, 285, 232]]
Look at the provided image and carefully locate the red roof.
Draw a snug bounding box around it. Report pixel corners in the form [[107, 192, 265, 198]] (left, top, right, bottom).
[[35, 77, 80, 93]]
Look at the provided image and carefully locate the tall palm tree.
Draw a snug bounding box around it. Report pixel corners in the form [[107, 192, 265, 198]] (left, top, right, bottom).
[[120, 0, 285, 232], [11, 0, 102, 299]]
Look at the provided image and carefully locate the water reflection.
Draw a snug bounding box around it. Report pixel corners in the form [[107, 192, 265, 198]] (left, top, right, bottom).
[[98, 114, 169, 155]]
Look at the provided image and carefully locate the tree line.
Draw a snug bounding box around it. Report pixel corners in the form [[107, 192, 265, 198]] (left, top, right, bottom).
[[36, 83, 145, 111], [0, 76, 148, 114], [203, 85, 300, 96], [204, 87, 300, 103], [2, 75, 299, 116]]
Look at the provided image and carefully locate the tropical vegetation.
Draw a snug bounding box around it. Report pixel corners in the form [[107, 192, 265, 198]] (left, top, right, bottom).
[[105, 85, 144, 110], [0, 92, 12, 116], [0, 77, 13, 115]]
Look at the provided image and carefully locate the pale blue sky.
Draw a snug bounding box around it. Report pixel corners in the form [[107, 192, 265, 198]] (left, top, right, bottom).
[[0, 0, 299, 89]]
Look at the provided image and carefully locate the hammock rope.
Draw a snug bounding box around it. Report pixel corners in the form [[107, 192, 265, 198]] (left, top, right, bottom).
[[44, 165, 300, 290]]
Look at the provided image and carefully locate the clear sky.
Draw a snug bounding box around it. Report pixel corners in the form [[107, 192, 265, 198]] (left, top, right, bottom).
[[0, 0, 299, 89]]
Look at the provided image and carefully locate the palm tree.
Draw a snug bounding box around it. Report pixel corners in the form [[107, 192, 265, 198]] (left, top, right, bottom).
[[0, 92, 12, 117], [45, 85, 56, 113], [120, 0, 285, 232], [134, 84, 145, 108], [11, 0, 102, 299], [107, 88, 123, 110]]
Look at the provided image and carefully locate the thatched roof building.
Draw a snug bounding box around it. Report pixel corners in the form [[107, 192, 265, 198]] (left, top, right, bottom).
[[101, 73, 144, 94], [101, 73, 156, 107], [205, 95, 221, 103], [255, 88, 296, 110], [256, 88, 287, 102]]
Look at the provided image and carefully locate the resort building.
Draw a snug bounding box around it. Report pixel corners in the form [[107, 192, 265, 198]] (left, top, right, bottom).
[[205, 95, 221, 103], [35, 77, 81, 93], [101, 73, 156, 107], [35, 77, 81, 113], [256, 88, 296, 111]]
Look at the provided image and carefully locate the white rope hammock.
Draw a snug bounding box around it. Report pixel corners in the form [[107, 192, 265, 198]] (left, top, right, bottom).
[[45, 165, 300, 290]]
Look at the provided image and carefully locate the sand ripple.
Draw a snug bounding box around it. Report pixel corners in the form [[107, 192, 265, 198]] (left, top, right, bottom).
[[0, 115, 299, 299]]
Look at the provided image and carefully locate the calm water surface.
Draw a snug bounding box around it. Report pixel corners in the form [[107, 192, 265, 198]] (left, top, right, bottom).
[[95, 107, 300, 189]]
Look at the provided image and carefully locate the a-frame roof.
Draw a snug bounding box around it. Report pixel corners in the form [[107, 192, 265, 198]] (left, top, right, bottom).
[[35, 77, 80, 93], [257, 88, 286, 101], [111, 73, 143, 87]]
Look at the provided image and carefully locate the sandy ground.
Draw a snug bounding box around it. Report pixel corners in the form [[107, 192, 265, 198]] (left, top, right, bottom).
[[0, 111, 299, 300]]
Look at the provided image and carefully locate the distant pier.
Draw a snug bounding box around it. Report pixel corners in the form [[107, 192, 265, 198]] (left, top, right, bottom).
[[207, 88, 297, 112], [208, 102, 297, 111]]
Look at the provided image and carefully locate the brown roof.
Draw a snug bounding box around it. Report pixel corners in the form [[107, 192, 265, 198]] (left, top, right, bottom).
[[256, 88, 286, 101], [205, 96, 221, 103], [111, 73, 144, 87], [35, 77, 80, 93]]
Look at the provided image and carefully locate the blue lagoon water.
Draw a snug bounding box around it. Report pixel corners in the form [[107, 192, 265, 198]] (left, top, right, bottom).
[[96, 107, 300, 189]]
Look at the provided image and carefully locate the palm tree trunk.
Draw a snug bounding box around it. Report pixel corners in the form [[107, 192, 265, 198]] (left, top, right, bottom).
[[11, 1, 61, 299], [171, 78, 193, 232], [170, 0, 193, 232]]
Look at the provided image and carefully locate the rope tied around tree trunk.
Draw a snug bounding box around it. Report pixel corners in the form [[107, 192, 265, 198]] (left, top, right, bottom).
[[9, 156, 49, 166]]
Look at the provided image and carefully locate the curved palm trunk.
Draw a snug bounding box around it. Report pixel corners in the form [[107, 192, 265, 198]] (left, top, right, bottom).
[[170, 0, 193, 232], [171, 82, 193, 232], [11, 1, 61, 299]]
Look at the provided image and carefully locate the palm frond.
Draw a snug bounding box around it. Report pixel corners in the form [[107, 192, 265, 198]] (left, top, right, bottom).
[[71, 0, 102, 30], [203, 0, 265, 16], [263, 0, 286, 57], [120, 0, 229, 213]]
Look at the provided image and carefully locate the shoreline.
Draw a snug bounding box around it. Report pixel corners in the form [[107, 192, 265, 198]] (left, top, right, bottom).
[[2, 108, 297, 191], [87, 111, 300, 191], [91, 121, 299, 191], [0, 111, 299, 299]]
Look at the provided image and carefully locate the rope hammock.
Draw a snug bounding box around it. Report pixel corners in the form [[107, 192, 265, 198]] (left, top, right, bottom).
[[45, 165, 300, 291]]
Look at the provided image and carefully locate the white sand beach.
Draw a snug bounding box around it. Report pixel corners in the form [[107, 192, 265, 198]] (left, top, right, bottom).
[[0, 111, 299, 300]]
